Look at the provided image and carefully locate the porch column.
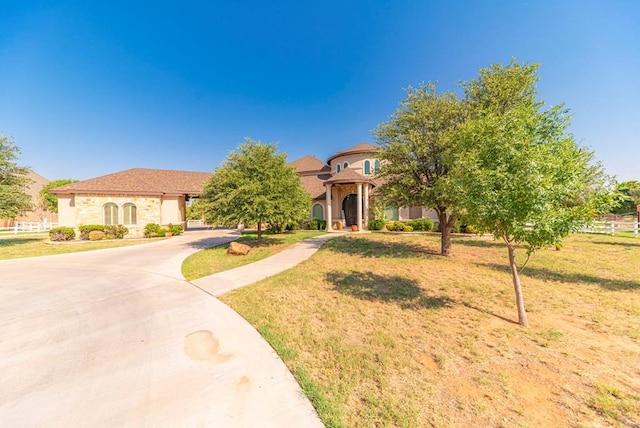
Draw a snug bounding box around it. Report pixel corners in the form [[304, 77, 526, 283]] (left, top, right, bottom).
[[364, 184, 370, 229], [326, 185, 333, 231], [357, 183, 363, 232]]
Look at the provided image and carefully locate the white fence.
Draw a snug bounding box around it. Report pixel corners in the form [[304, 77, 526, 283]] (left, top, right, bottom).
[[186, 219, 204, 228], [581, 221, 639, 238], [11, 221, 59, 234]]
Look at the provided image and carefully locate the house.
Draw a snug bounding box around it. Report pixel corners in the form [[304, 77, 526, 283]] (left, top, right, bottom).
[[49, 143, 434, 237], [290, 143, 436, 231], [49, 168, 211, 237]]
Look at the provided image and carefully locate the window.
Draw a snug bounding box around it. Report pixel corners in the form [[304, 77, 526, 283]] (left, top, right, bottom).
[[123, 203, 137, 225], [364, 160, 371, 175], [374, 160, 380, 174], [312, 203, 324, 220], [343, 162, 349, 169], [337, 164, 341, 173], [384, 207, 399, 221], [103, 203, 118, 225]]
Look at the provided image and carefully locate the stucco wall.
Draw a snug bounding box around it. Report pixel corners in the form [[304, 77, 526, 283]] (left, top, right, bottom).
[[329, 153, 378, 176], [160, 196, 185, 226]]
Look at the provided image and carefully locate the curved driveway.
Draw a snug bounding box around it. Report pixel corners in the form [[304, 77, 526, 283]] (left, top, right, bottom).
[[0, 229, 323, 427]]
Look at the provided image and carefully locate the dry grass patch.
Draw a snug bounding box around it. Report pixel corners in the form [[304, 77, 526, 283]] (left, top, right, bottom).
[[181, 230, 325, 280], [0, 234, 150, 260], [221, 233, 640, 427]]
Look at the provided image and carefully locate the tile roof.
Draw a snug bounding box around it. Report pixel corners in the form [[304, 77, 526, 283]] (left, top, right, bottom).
[[327, 142, 378, 163], [323, 168, 377, 186], [299, 173, 332, 200], [289, 155, 329, 174], [49, 168, 212, 196]]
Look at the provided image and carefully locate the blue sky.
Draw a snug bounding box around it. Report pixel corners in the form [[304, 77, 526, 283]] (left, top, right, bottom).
[[1, 1, 638, 181]]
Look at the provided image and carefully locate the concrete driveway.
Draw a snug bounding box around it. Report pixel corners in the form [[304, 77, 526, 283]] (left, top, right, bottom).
[[0, 229, 323, 427]]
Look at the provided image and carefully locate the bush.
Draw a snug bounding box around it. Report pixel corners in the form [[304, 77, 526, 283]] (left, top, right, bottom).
[[104, 225, 129, 239], [79, 224, 105, 240], [385, 221, 413, 232], [49, 226, 76, 241], [461, 224, 479, 234], [307, 219, 327, 230], [167, 223, 184, 236], [368, 219, 385, 230], [88, 230, 105, 241], [285, 221, 300, 231], [144, 223, 163, 238], [406, 218, 434, 232]]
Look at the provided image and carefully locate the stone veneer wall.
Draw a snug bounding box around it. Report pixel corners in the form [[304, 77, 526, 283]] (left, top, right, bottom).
[[74, 194, 162, 238]]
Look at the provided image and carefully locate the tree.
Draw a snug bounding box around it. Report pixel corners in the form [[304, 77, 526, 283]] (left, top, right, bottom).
[[39, 179, 77, 213], [200, 138, 311, 240], [0, 135, 33, 219], [451, 60, 611, 326], [611, 180, 640, 215], [374, 83, 465, 255]]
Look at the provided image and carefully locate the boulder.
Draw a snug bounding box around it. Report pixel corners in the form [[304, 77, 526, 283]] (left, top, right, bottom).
[[227, 241, 251, 256]]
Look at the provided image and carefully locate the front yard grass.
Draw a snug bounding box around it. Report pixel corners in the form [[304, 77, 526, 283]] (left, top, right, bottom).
[[220, 233, 640, 427], [181, 230, 325, 280], [0, 235, 151, 260]]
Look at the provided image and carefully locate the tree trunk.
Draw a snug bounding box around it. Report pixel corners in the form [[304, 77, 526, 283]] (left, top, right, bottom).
[[257, 222, 262, 240], [507, 242, 528, 326], [436, 209, 456, 256]]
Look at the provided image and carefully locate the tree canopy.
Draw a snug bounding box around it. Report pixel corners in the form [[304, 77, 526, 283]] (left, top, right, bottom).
[[0, 135, 33, 219], [200, 138, 311, 239], [611, 180, 640, 215], [39, 179, 77, 213], [374, 83, 465, 255], [451, 60, 611, 326]]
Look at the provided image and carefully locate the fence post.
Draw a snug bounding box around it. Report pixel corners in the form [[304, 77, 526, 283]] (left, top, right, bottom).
[[610, 222, 615, 236], [635, 221, 639, 238]]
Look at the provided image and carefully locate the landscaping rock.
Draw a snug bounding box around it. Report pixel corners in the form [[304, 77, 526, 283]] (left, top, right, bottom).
[[227, 242, 251, 256]]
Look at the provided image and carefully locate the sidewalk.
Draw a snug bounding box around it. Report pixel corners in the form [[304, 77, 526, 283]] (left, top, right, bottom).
[[191, 232, 343, 296]]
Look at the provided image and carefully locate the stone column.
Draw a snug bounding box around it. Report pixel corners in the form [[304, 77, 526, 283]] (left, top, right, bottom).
[[357, 183, 363, 232], [364, 184, 370, 229], [326, 185, 333, 231]]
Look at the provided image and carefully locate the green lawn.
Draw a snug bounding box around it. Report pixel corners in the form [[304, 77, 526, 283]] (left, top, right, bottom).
[[220, 232, 640, 427], [181, 230, 325, 280], [0, 235, 153, 260]]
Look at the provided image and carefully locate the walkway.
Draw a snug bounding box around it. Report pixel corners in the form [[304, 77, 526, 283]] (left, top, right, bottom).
[[0, 229, 340, 427]]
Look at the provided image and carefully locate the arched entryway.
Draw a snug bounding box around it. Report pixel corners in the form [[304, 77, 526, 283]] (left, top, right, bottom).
[[342, 194, 359, 226]]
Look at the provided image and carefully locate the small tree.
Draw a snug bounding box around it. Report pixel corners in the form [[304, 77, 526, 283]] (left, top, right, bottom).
[[452, 60, 612, 326], [0, 135, 32, 219], [39, 179, 77, 213], [374, 83, 465, 255], [200, 138, 311, 240]]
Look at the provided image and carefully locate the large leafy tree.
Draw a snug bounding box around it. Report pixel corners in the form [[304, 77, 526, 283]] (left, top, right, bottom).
[[611, 180, 640, 215], [39, 179, 77, 213], [200, 138, 311, 240], [0, 135, 33, 219], [452, 60, 611, 326], [374, 83, 465, 256]]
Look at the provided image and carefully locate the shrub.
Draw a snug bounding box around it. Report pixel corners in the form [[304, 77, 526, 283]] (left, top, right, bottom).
[[144, 223, 163, 238], [368, 219, 385, 231], [167, 223, 184, 236], [88, 230, 105, 241], [104, 225, 129, 239], [385, 221, 413, 232], [317, 220, 326, 230], [406, 218, 434, 232], [79, 224, 105, 240], [285, 221, 300, 231], [461, 224, 479, 234], [49, 226, 76, 241], [307, 219, 327, 230]]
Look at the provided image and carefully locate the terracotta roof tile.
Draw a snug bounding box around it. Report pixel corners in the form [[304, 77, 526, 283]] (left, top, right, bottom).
[[323, 169, 376, 186], [327, 142, 378, 163], [289, 155, 329, 174], [49, 168, 211, 196]]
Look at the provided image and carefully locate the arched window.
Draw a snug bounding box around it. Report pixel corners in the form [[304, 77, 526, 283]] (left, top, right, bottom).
[[364, 160, 371, 175], [312, 203, 324, 220], [343, 162, 349, 169], [103, 203, 118, 225], [336, 164, 341, 173], [123, 203, 137, 225], [374, 160, 380, 174]]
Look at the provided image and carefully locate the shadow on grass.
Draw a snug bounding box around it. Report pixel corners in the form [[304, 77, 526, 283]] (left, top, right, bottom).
[[587, 239, 640, 248], [324, 236, 439, 259], [326, 270, 453, 310], [483, 263, 640, 291], [454, 238, 504, 249], [0, 238, 42, 247]]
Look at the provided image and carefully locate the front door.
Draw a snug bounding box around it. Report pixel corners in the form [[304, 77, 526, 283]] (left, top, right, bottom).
[[342, 194, 358, 226]]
